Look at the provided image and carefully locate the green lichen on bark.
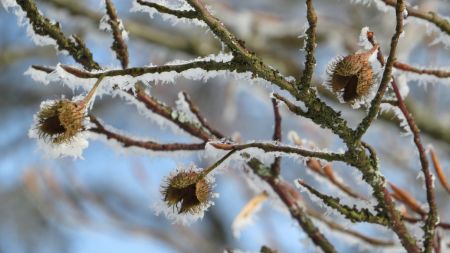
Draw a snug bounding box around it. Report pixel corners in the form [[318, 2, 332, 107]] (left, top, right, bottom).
[[16, 0, 100, 70]]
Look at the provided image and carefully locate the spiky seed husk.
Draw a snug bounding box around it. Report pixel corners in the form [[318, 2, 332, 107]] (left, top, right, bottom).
[[162, 171, 211, 214], [356, 63, 374, 97], [329, 50, 376, 102], [37, 100, 84, 144]]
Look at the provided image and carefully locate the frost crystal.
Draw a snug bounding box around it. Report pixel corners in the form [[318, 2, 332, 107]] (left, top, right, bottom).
[[380, 103, 411, 135], [400, 66, 450, 86], [2, 1, 61, 49], [25, 52, 236, 95], [99, 14, 129, 41], [396, 74, 410, 98], [409, 15, 450, 48], [130, 0, 206, 27], [346, 0, 390, 12], [175, 92, 201, 125], [358, 26, 372, 50]]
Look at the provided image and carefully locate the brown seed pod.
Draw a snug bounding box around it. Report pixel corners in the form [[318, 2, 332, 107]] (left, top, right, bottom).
[[36, 99, 84, 144], [34, 77, 104, 144], [162, 171, 212, 214], [328, 45, 378, 102]]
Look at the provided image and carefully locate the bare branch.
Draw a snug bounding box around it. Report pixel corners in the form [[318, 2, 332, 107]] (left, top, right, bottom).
[[134, 89, 214, 142], [297, 179, 387, 225], [104, 0, 129, 69], [297, 0, 317, 89], [381, 0, 450, 36], [89, 116, 205, 151], [391, 79, 437, 252], [136, 0, 199, 20], [16, 0, 100, 70], [180, 91, 224, 139], [355, 0, 406, 140], [270, 98, 282, 176], [54, 60, 245, 79], [210, 142, 346, 162], [307, 209, 395, 247], [393, 62, 450, 79], [244, 155, 336, 253]]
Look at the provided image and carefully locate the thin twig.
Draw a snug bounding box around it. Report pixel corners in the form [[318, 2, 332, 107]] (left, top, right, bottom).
[[244, 156, 337, 253], [354, 0, 405, 140], [134, 89, 213, 142], [351, 24, 422, 248], [89, 116, 205, 151], [137, 0, 198, 20], [306, 159, 366, 200], [297, 180, 386, 225], [209, 142, 346, 162], [16, 0, 100, 70], [180, 91, 224, 139], [391, 79, 437, 252], [48, 60, 245, 79], [271, 93, 306, 116], [394, 62, 450, 79], [270, 98, 282, 176], [297, 0, 317, 89], [104, 0, 129, 69], [307, 209, 395, 246], [381, 0, 450, 36]]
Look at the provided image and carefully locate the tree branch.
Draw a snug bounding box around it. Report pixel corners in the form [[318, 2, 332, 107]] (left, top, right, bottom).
[[16, 0, 100, 70], [52, 60, 245, 79], [136, 0, 199, 20], [89, 116, 205, 151], [210, 142, 346, 162], [104, 0, 129, 69], [391, 79, 437, 253], [298, 179, 388, 225], [355, 0, 405, 141], [297, 0, 317, 89], [244, 157, 337, 253], [381, 0, 450, 36], [393, 62, 450, 79], [180, 91, 224, 139], [270, 98, 282, 176]]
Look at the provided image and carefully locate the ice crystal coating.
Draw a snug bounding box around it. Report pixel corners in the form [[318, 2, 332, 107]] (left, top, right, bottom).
[[1, 0, 63, 50], [358, 26, 373, 50], [99, 14, 129, 41], [130, 0, 206, 27]]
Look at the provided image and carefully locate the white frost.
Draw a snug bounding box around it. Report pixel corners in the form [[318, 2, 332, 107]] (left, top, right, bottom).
[[175, 92, 201, 125], [99, 11, 129, 41], [2, 1, 63, 50], [396, 74, 410, 98], [358, 26, 372, 50], [380, 103, 411, 135], [130, 0, 206, 27]]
